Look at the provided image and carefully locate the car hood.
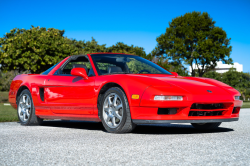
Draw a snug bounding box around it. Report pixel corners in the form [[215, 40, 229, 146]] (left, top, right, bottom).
[[128, 74, 232, 96], [152, 76, 230, 95]]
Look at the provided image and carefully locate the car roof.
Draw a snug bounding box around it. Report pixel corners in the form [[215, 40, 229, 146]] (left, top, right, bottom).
[[89, 52, 137, 56]]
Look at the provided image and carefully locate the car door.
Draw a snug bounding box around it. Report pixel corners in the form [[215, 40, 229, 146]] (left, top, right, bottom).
[[44, 56, 96, 115]]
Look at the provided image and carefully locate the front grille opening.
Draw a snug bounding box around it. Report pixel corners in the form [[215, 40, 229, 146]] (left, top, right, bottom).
[[232, 107, 240, 114], [158, 108, 177, 115], [189, 111, 223, 116], [39, 88, 45, 102], [191, 103, 224, 109]]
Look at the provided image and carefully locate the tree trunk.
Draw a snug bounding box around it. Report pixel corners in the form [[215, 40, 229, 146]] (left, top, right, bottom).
[[191, 70, 195, 77], [242, 94, 246, 101], [199, 71, 204, 77], [190, 62, 195, 77]]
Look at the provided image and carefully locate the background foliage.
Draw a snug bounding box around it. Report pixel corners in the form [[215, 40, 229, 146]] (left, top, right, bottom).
[[203, 69, 250, 100], [0, 12, 249, 101], [0, 26, 85, 74], [153, 11, 232, 77]]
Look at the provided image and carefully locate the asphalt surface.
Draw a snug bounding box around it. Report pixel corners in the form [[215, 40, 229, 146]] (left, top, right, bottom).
[[0, 109, 250, 166]]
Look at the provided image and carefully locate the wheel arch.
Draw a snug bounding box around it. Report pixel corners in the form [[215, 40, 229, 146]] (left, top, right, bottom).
[[16, 85, 30, 104], [97, 82, 128, 118]]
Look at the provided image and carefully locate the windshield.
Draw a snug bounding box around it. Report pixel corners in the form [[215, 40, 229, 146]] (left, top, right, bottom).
[[41, 62, 59, 75], [91, 54, 172, 75]]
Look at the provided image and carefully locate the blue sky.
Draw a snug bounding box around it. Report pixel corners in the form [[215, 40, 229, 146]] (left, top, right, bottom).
[[1, 0, 249, 72]]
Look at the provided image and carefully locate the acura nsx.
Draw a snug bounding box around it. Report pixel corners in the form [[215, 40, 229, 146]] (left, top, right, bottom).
[[9, 53, 242, 133]]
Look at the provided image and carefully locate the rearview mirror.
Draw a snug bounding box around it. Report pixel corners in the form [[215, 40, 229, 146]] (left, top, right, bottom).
[[116, 57, 131, 63], [171, 72, 178, 77], [71, 68, 88, 80]]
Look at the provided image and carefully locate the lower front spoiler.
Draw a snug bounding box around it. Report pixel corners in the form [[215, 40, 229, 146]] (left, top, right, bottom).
[[133, 118, 239, 124]]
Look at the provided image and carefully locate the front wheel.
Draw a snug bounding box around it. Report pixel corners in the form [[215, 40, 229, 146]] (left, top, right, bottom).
[[17, 89, 43, 126], [191, 122, 221, 130], [100, 87, 136, 133]]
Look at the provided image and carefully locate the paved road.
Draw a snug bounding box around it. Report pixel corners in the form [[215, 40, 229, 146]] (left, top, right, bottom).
[[0, 109, 250, 166]]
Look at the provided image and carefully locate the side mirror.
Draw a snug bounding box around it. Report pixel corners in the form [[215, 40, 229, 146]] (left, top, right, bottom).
[[71, 68, 88, 80], [171, 72, 178, 77]]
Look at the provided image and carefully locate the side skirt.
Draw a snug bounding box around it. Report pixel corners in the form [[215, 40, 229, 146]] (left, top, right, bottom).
[[38, 114, 101, 122]]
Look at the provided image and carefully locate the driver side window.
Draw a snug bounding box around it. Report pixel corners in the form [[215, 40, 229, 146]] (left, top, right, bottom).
[[56, 56, 95, 76]]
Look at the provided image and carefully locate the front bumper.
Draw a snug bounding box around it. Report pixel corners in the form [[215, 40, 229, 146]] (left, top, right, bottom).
[[133, 118, 239, 124], [130, 99, 242, 124]]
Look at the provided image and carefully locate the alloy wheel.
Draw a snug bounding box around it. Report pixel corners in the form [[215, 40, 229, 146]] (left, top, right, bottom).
[[102, 93, 123, 128], [18, 94, 31, 122]]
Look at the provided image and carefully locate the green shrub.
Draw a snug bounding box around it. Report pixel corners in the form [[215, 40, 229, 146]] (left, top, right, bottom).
[[0, 70, 18, 91]]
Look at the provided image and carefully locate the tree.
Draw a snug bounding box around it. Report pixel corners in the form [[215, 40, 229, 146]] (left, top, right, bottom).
[[203, 69, 250, 100], [81, 37, 106, 54], [106, 42, 147, 56], [0, 70, 16, 91], [0, 26, 84, 73], [155, 11, 232, 77], [221, 69, 250, 100], [246, 88, 250, 101], [202, 71, 223, 81], [154, 56, 189, 76]]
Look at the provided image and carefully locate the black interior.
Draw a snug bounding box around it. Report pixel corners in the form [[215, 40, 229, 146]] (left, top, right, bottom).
[[108, 66, 123, 73], [96, 62, 130, 75]]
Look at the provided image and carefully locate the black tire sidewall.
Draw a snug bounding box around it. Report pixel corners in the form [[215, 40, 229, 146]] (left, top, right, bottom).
[[100, 88, 128, 133]]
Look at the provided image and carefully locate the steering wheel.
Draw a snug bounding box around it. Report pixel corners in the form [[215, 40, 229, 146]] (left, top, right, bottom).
[[137, 69, 151, 74]]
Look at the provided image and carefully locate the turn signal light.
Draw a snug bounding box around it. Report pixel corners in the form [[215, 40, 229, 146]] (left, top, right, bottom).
[[154, 96, 183, 101], [132, 94, 140, 99]]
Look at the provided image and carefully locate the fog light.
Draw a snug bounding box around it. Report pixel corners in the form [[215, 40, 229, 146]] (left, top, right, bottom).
[[235, 96, 240, 100], [232, 107, 240, 114], [154, 96, 183, 101], [158, 108, 177, 115]]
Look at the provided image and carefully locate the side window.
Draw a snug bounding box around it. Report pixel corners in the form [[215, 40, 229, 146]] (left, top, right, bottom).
[[58, 56, 95, 76], [64, 61, 91, 70]]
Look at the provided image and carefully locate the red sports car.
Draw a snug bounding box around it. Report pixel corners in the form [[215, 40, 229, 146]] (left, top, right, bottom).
[[9, 53, 242, 133]]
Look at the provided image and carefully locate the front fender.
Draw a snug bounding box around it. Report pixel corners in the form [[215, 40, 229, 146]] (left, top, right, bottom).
[[95, 75, 151, 107], [140, 85, 191, 107]]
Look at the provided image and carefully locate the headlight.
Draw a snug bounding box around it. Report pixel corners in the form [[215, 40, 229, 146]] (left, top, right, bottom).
[[154, 96, 183, 101], [235, 96, 240, 100]]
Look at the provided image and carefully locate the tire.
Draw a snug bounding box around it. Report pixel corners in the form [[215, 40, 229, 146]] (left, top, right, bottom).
[[17, 89, 43, 126], [100, 87, 136, 133], [191, 122, 221, 130]]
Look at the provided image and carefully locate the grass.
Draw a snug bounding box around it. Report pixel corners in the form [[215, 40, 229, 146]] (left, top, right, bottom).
[[0, 103, 19, 122], [0, 91, 19, 122], [242, 101, 250, 108], [0, 91, 9, 103]]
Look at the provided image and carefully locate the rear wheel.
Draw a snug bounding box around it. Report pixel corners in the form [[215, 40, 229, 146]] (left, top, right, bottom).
[[191, 122, 221, 130], [100, 87, 136, 133], [17, 89, 43, 125]]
